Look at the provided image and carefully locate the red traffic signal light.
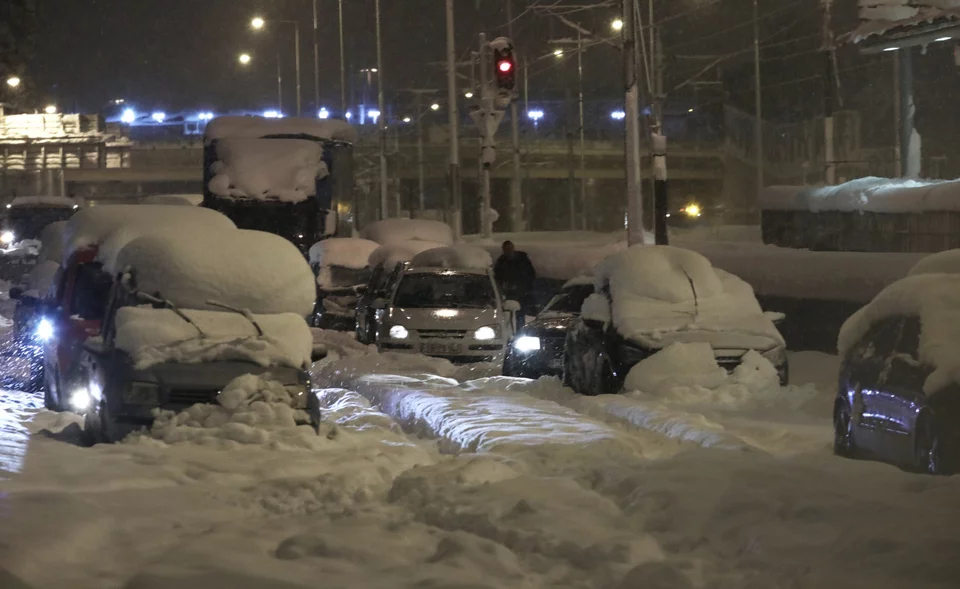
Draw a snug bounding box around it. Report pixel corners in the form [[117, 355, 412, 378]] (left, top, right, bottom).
[[498, 60, 513, 73], [493, 48, 516, 91]]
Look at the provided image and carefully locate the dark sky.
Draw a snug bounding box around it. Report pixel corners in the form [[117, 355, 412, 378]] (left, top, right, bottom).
[[32, 0, 627, 116]]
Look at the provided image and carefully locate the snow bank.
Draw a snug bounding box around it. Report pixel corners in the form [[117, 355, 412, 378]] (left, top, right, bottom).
[[410, 244, 493, 270], [361, 219, 454, 246], [63, 205, 236, 262], [204, 115, 359, 144], [599, 246, 783, 350], [38, 221, 66, 264], [9, 195, 80, 209], [838, 273, 960, 394], [208, 137, 328, 203], [760, 177, 960, 213], [113, 229, 315, 316], [368, 240, 448, 267], [908, 249, 960, 276], [114, 306, 312, 370], [308, 237, 380, 269], [140, 194, 203, 206]]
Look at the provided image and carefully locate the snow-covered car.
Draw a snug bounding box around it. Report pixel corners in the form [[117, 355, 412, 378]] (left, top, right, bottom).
[[503, 277, 595, 379], [308, 237, 379, 330], [77, 229, 322, 443], [563, 246, 788, 396], [835, 261, 960, 475], [359, 245, 522, 363], [1, 196, 81, 248]]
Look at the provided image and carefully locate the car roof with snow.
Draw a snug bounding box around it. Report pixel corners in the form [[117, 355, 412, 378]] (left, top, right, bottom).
[[308, 237, 380, 269], [203, 115, 358, 144], [409, 245, 492, 270], [8, 196, 81, 209], [369, 240, 450, 268], [361, 218, 455, 246]]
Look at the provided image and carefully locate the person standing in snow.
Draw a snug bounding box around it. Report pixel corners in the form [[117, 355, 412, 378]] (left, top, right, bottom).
[[494, 240, 537, 317]]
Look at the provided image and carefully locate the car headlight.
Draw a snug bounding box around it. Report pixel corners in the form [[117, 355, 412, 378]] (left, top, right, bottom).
[[69, 387, 94, 413], [36, 318, 54, 341], [474, 326, 498, 341], [0, 231, 14, 245], [389, 324, 409, 339], [284, 384, 309, 409], [123, 381, 159, 405], [513, 336, 541, 352]]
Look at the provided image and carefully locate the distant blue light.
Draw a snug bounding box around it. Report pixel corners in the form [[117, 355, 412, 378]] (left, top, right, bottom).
[[610, 110, 626, 121], [318, 107, 330, 119], [197, 112, 214, 121], [151, 111, 166, 123], [345, 111, 353, 120], [121, 108, 136, 124], [263, 110, 282, 118], [527, 109, 544, 121], [368, 109, 381, 123]]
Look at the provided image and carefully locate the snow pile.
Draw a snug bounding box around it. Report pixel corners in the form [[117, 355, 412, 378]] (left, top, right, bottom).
[[361, 218, 454, 246], [138, 374, 315, 447], [598, 246, 783, 350], [208, 137, 328, 203], [308, 237, 380, 269], [140, 194, 203, 206], [204, 114, 359, 144], [37, 221, 66, 264], [9, 195, 80, 209], [114, 306, 312, 370], [760, 177, 960, 213], [368, 240, 448, 267], [908, 249, 960, 276], [839, 273, 960, 394], [410, 245, 493, 269], [113, 229, 315, 316], [63, 205, 236, 261]]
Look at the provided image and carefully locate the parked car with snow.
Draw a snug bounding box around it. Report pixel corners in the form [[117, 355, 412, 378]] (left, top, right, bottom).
[[41, 205, 236, 412], [563, 246, 788, 396], [835, 265, 960, 474], [357, 245, 521, 363], [1, 196, 81, 248], [76, 228, 321, 443], [503, 277, 595, 379], [202, 116, 358, 253], [308, 237, 379, 330]]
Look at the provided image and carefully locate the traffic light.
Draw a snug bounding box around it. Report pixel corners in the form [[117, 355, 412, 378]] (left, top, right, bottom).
[[493, 45, 516, 91]]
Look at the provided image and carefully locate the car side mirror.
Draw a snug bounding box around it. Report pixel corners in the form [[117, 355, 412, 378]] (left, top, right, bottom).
[[372, 298, 389, 310], [8, 286, 23, 300], [503, 300, 521, 312], [764, 311, 786, 325]]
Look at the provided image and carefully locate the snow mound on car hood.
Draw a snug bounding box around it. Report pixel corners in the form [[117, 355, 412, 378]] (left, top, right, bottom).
[[839, 273, 960, 394], [308, 237, 380, 269], [410, 245, 493, 270], [908, 249, 960, 277], [361, 219, 454, 246], [114, 306, 312, 371], [369, 240, 448, 267], [113, 229, 315, 316], [208, 138, 328, 203]]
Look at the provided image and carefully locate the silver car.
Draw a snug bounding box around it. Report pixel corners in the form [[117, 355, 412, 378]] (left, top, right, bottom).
[[368, 265, 521, 363]]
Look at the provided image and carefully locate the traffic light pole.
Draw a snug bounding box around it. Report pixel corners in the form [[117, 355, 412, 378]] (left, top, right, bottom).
[[478, 34, 493, 238], [506, 0, 524, 232], [445, 0, 462, 238]]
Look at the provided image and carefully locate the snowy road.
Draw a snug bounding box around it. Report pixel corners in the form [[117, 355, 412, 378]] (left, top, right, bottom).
[[1, 331, 959, 588]]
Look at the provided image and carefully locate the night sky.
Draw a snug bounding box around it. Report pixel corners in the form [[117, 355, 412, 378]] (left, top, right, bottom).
[[32, 0, 626, 115]]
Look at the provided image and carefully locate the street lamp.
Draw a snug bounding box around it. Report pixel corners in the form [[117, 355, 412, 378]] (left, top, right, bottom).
[[251, 16, 265, 30], [251, 16, 302, 116], [6, 76, 20, 89], [553, 48, 564, 58], [464, 91, 474, 99], [238, 53, 252, 65], [611, 18, 624, 32], [430, 103, 440, 111], [44, 105, 57, 115]]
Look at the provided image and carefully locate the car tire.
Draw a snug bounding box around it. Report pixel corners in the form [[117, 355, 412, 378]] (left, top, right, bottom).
[[914, 414, 945, 475], [833, 400, 857, 458]]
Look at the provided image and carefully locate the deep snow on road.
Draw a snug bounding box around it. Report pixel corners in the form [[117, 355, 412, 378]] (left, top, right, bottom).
[[0, 328, 958, 588]]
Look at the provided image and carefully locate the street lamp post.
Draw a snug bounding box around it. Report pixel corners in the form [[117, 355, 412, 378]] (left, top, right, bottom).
[[375, 0, 389, 219], [252, 16, 302, 116]]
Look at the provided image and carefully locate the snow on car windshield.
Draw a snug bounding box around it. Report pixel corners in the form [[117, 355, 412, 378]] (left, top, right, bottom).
[[392, 273, 496, 309]]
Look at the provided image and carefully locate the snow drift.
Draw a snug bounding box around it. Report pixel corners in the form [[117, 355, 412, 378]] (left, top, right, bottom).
[[908, 249, 960, 276], [361, 219, 454, 246], [208, 138, 328, 203], [113, 229, 315, 316]]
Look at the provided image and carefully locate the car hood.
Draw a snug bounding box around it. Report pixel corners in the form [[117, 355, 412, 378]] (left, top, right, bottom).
[[140, 361, 303, 389], [388, 307, 506, 330], [520, 312, 577, 338]]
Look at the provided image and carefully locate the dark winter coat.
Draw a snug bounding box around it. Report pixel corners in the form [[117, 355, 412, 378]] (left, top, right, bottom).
[[494, 251, 536, 297]]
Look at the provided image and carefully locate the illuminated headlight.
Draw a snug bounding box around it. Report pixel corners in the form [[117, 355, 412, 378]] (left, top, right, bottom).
[[474, 326, 498, 341], [69, 387, 93, 412], [35, 318, 54, 341], [513, 336, 541, 352], [0, 231, 14, 245], [284, 384, 309, 409], [389, 325, 409, 339], [122, 381, 159, 405]]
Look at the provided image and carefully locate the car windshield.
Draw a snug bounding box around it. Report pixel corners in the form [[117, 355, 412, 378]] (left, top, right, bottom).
[[542, 284, 594, 314], [392, 273, 496, 309], [326, 266, 371, 289], [7, 207, 75, 241]]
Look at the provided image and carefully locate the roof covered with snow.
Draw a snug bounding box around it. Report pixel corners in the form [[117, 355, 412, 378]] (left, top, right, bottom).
[[308, 237, 380, 269], [361, 219, 455, 246], [113, 229, 315, 316], [9, 196, 81, 209], [140, 194, 204, 206], [410, 245, 493, 270], [850, 2, 960, 45], [760, 177, 960, 213], [63, 205, 236, 262], [838, 272, 960, 394], [598, 246, 783, 350], [204, 115, 358, 145], [208, 137, 328, 203], [368, 240, 449, 268]]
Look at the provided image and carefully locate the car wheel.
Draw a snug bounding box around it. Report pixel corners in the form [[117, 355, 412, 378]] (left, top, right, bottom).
[[833, 401, 857, 458], [915, 415, 944, 475]]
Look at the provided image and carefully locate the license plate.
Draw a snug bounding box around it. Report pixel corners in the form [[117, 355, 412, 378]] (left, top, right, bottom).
[[421, 342, 463, 355]]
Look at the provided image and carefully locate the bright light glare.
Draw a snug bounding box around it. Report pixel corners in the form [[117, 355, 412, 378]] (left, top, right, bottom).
[[498, 60, 513, 73], [89, 382, 103, 402], [936, 36, 952, 42], [36, 318, 53, 341], [0, 231, 15, 245], [611, 18, 624, 32], [197, 112, 214, 121], [883, 47, 899, 52], [389, 325, 409, 339], [474, 326, 497, 341], [368, 109, 381, 122], [553, 49, 564, 58], [121, 108, 136, 124], [434, 309, 458, 318], [6, 76, 21, 88], [688, 108, 695, 113], [263, 110, 281, 118], [402, 116, 412, 123], [610, 110, 626, 120], [151, 111, 166, 123], [514, 336, 541, 352], [238, 53, 252, 65], [251, 17, 265, 30], [464, 91, 474, 98], [430, 103, 440, 111], [527, 109, 544, 121], [44, 105, 57, 115], [69, 388, 92, 412], [683, 203, 702, 218], [345, 111, 353, 120], [318, 107, 330, 119]]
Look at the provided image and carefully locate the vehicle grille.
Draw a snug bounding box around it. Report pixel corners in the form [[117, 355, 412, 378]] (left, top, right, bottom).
[[417, 329, 468, 339], [167, 388, 219, 406], [541, 337, 566, 357], [716, 357, 743, 372]]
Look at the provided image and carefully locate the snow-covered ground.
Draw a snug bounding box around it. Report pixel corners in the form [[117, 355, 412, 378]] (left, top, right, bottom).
[[2, 327, 960, 587]]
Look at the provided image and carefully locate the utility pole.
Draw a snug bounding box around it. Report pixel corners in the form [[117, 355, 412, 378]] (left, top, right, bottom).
[[506, 0, 524, 231], [623, 0, 644, 246], [445, 0, 462, 238], [338, 0, 346, 114], [403, 89, 437, 218], [312, 0, 320, 111], [577, 30, 587, 231], [478, 34, 493, 238], [294, 22, 302, 116], [753, 0, 764, 196], [652, 30, 668, 245], [276, 52, 283, 113], [822, 0, 836, 185], [548, 34, 590, 232], [375, 0, 388, 219]]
